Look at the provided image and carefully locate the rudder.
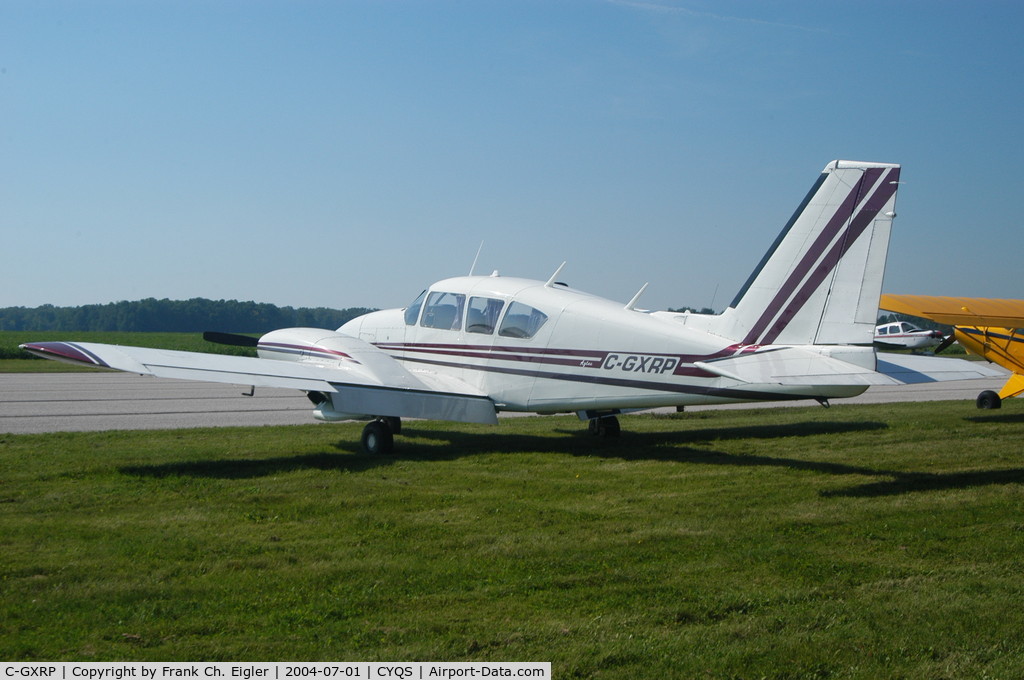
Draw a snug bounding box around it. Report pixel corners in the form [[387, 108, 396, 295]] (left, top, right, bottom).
[[714, 160, 900, 346]]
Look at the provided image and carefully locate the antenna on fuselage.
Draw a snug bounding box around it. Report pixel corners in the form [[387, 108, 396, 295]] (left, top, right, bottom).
[[469, 241, 484, 276], [545, 262, 567, 288], [625, 282, 649, 311]]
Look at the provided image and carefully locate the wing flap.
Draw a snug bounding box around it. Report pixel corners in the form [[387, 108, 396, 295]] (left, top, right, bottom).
[[880, 294, 1024, 328]]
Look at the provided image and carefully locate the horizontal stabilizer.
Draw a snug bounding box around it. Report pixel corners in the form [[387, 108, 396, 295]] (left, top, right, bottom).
[[695, 348, 897, 386], [695, 348, 1004, 387], [875, 352, 1005, 385]]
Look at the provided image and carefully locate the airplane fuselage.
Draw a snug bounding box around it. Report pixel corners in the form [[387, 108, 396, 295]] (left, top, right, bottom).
[[335, 275, 870, 415]]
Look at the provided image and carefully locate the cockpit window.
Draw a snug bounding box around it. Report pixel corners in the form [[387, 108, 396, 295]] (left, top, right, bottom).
[[466, 297, 504, 335], [498, 301, 548, 339], [420, 291, 466, 330], [404, 291, 426, 326]]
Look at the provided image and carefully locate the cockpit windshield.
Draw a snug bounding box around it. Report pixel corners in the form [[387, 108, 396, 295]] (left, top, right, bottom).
[[404, 291, 426, 326], [421, 291, 466, 330]]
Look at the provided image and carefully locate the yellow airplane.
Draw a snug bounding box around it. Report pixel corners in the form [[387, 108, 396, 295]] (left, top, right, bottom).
[[880, 294, 1024, 409]]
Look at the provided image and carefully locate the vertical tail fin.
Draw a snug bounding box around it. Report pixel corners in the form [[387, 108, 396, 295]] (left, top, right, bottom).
[[714, 160, 900, 346]]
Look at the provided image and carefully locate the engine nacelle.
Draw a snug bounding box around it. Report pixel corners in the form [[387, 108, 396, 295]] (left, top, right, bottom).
[[257, 328, 361, 366]]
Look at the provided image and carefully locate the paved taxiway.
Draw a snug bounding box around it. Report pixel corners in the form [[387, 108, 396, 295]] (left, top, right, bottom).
[[0, 369, 1010, 434]]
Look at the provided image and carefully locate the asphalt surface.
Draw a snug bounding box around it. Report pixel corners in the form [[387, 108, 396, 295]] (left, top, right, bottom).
[[1, 369, 1010, 435]]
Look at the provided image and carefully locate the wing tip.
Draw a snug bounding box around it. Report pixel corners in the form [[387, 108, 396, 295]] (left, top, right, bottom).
[[19, 341, 110, 367]]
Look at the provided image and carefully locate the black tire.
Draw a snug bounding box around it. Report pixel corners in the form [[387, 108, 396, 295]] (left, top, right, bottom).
[[976, 390, 1002, 410], [361, 420, 394, 454]]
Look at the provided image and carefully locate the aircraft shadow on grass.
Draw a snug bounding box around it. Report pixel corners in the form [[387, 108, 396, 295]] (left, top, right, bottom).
[[119, 419, 1024, 499], [118, 420, 883, 480], [965, 412, 1024, 425], [820, 467, 1024, 498]]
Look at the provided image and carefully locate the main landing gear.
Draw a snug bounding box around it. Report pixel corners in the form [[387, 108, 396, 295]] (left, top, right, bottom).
[[360, 417, 402, 455], [588, 415, 621, 437], [976, 390, 1002, 410]]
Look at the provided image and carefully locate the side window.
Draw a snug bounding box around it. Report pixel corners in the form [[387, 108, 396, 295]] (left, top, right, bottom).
[[420, 291, 465, 330], [878, 326, 888, 335], [466, 297, 504, 335], [404, 290, 426, 326], [498, 301, 549, 339]]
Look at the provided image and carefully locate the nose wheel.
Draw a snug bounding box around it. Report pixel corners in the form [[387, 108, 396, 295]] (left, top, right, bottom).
[[361, 418, 399, 454]]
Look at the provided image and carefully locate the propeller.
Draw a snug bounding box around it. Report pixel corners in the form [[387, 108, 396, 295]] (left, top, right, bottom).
[[203, 331, 260, 348]]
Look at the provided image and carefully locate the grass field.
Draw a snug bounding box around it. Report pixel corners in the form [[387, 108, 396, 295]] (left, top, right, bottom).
[[3, 400, 1024, 677]]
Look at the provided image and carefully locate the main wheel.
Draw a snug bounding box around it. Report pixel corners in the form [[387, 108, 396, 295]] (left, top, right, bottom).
[[589, 415, 621, 437], [976, 390, 1002, 410], [361, 420, 395, 454]]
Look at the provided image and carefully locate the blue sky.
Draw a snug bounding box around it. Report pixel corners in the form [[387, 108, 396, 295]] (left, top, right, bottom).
[[3, 1, 1022, 313]]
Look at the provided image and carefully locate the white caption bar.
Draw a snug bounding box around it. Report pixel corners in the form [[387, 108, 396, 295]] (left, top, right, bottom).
[[1, 663, 551, 680]]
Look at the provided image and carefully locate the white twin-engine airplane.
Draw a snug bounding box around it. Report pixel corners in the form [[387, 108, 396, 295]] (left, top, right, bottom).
[[21, 160, 999, 454], [873, 321, 945, 351]]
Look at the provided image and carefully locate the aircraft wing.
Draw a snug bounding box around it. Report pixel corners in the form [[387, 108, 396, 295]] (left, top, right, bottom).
[[694, 347, 1002, 386], [880, 294, 1024, 328], [19, 340, 499, 425]]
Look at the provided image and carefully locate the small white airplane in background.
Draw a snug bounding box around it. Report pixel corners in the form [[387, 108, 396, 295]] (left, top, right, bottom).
[[873, 321, 945, 351], [21, 160, 1001, 454]]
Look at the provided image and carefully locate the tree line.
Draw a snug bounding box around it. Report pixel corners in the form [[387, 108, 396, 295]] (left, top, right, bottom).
[[0, 298, 949, 335], [0, 298, 376, 333]]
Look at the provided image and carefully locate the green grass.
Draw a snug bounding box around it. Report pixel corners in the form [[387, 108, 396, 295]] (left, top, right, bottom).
[[0, 358, 111, 373], [3, 401, 1024, 677]]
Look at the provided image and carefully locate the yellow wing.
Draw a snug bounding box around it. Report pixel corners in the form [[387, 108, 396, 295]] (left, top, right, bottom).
[[880, 294, 1024, 327]]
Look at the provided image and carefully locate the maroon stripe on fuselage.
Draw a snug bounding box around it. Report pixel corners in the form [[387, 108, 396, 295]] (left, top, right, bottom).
[[740, 167, 887, 346], [375, 342, 736, 378], [399, 354, 807, 402], [379, 342, 610, 358], [377, 342, 609, 368]]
